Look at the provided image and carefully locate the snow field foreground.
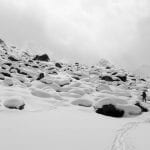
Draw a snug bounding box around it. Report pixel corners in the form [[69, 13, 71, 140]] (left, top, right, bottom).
[[125, 122, 150, 150], [0, 107, 139, 150]]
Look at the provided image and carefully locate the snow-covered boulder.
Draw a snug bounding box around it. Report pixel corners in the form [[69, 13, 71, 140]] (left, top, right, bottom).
[[96, 84, 112, 92], [31, 81, 47, 89], [69, 88, 85, 96], [134, 101, 149, 112], [71, 99, 93, 107], [113, 91, 131, 97], [94, 97, 142, 117], [117, 104, 141, 117], [0, 74, 5, 80], [3, 78, 13, 86], [31, 88, 51, 98], [69, 82, 82, 87], [101, 75, 114, 82], [4, 98, 25, 110], [94, 97, 128, 109], [33, 54, 50, 62], [54, 78, 71, 87]]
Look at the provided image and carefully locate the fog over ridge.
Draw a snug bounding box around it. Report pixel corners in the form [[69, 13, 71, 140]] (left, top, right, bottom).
[[0, 0, 150, 70]]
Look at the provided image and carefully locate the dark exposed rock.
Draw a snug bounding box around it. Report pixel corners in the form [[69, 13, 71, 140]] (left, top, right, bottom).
[[9, 67, 27, 75], [27, 75, 33, 78], [24, 63, 31, 67], [131, 79, 136, 81], [28, 60, 33, 63], [1, 72, 11, 77], [140, 78, 146, 82], [4, 63, 12, 66], [19, 71, 28, 76], [95, 104, 124, 117], [37, 73, 45, 80], [112, 72, 117, 75], [0, 39, 4, 44], [18, 104, 25, 110], [60, 83, 70, 87], [5, 104, 25, 110], [101, 76, 114, 82], [9, 67, 20, 73], [8, 56, 19, 61], [106, 66, 111, 69], [129, 75, 135, 77], [116, 75, 127, 82], [0, 76, 4, 80], [72, 76, 80, 80], [32, 65, 39, 68], [9, 67, 17, 73], [135, 102, 148, 112], [55, 63, 62, 68], [48, 67, 55, 70], [1, 66, 6, 70], [75, 62, 79, 66], [33, 54, 50, 62]]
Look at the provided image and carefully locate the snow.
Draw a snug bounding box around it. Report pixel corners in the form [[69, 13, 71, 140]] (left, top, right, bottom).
[[3, 77, 13, 86], [126, 123, 150, 150], [71, 99, 93, 107], [0, 39, 149, 150], [69, 88, 85, 96], [30, 88, 52, 98], [94, 97, 128, 109], [117, 104, 142, 117], [0, 107, 136, 150], [3, 97, 25, 109]]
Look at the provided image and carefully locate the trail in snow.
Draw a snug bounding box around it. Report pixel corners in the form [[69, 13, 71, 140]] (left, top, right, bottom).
[[111, 112, 150, 150], [111, 121, 139, 150]]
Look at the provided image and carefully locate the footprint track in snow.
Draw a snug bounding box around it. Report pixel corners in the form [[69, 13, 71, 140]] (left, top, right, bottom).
[[111, 114, 150, 150], [111, 122, 140, 150]]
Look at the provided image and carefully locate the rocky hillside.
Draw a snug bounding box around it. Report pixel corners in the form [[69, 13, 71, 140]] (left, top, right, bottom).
[[0, 38, 149, 117]]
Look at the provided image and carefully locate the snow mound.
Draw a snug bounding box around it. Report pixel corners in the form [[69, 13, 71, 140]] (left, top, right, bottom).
[[94, 97, 141, 117], [69, 88, 85, 96], [94, 97, 128, 109], [113, 91, 131, 97], [3, 98, 25, 110], [96, 84, 112, 92], [71, 99, 93, 107], [31, 81, 48, 89], [60, 92, 82, 98], [31, 88, 51, 98], [134, 101, 149, 112], [3, 78, 13, 86], [117, 104, 141, 117]]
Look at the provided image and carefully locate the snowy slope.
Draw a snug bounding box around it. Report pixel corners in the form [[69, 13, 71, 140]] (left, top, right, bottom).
[[0, 38, 149, 150]]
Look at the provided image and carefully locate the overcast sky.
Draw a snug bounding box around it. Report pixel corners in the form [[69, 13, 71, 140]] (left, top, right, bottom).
[[0, 0, 150, 70]]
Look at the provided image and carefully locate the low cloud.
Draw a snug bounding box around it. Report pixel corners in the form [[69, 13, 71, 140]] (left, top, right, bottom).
[[0, 0, 150, 70]]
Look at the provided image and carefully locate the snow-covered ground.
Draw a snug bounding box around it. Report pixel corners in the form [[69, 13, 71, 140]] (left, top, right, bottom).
[[0, 39, 149, 150], [0, 103, 150, 150]]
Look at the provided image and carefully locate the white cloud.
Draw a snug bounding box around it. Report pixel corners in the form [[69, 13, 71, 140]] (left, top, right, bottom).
[[0, 0, 150, 69]]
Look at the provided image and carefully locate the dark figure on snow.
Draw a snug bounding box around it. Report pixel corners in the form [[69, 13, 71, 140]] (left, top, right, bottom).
[[142, 91, 147, 102]]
